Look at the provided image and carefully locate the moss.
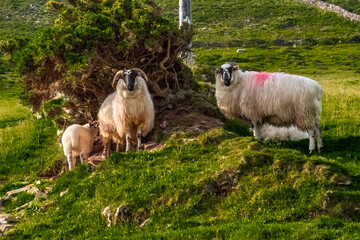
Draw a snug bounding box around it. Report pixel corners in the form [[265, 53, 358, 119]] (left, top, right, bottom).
[[198, 129, 237, 146], [224, 118, 252, 137]]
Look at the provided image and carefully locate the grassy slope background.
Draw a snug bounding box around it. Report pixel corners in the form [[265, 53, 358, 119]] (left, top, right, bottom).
[[0, 0, 359, 239]]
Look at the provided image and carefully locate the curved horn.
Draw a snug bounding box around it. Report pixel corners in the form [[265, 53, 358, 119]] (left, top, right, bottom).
[[112, 70, 124, 88], [132, 68, 149, 82]]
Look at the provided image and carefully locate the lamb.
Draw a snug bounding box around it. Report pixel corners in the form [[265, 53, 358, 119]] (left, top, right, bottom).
[[61, 122, 99, 170], [258, 125, 309, 141], [98, 68, 154, 157], [215, 63, 323, 152]]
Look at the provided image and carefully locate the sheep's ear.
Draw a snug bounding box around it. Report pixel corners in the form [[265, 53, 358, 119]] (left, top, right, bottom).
[[233, 66, 239, 71], [215, 69, 220, 74]]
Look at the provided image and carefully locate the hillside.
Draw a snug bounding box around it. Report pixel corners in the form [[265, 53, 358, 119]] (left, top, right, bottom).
[[0, 0, 360, 239], [0, 0, 57, 40], [157, 0, 360, 47]]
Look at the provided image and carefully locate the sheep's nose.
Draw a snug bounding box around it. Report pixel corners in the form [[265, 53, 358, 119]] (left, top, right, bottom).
[[224, 80, 231, 86], [127, 85, 135, 91], [223, 76, 231, 86]]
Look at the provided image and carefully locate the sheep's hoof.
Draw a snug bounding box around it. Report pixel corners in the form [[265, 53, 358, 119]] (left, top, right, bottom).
[[137, 144, 145, 151], [309, 150, 313, 154]]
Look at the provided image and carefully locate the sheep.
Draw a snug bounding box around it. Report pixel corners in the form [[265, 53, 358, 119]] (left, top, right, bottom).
[[98, 68, 154, 157], [258, 125, 309, 141], [215, 63, 323, 152], [61, 122, 99, 170]]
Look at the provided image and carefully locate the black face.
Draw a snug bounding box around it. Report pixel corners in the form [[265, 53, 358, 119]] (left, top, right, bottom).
[[124, 70, 139, 91], [218, 65, 234, 86]]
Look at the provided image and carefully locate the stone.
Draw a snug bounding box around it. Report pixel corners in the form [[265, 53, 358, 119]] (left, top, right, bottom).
[[60, 189, 68, 197], [0, 224, 14, 233], [160, 120, 169, 129], [140, 218, 150, 227], [101, 206, 112, 227], [236, 49, 246, 53]]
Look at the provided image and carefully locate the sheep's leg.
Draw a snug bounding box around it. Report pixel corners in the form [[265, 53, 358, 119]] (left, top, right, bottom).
[[137, 129, 144, 151], [125, 133, 131, 153], [116, 143, 120, 152], [102, 138, 111, 158], [252, 122, 262, 139], [80, 152, 89, 165], [308, 129, 316, 153], [66, 153, 74, 170], [315, 122, 323, 152]]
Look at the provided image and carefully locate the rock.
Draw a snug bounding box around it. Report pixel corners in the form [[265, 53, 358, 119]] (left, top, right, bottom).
[[0, 214, 17, 235], [203, 183, 219, 195], [60, 189, 68, 197], [4, 184, 34, 200], [0, 224, 14, 233], [114, 205, 132, 223], [166, 104, 174, 110], [36, 180, 41, 185], [27, 187, 40, 195], [160, 120, 169, 129], [35, 190, 48, 199], [101, 206, 112, 227], [139, 218, 150, 227], [236, 49, 246, 53], [0, 217, 18, 225]]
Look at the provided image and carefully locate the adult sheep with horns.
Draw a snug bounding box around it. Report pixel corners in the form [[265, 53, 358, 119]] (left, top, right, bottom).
[[98, 68, 154, 157]]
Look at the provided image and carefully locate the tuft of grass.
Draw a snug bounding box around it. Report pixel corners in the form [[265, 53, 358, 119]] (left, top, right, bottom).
[[224, 118, 252, 137]]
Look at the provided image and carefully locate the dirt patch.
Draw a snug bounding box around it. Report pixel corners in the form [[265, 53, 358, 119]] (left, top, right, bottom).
[[88, 90, 224, 165]]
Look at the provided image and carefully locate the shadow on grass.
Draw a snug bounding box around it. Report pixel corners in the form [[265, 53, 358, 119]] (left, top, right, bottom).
[[264, 136, 360, 161]]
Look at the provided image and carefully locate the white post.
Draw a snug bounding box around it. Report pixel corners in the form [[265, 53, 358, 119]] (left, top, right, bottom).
[[179, 0, 192, 63], [179, 0, 191, 27]]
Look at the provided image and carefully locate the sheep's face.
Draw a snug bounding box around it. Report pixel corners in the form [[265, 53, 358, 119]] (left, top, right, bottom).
[[216, 63, 238, 86], [123, 69, 139, 92]]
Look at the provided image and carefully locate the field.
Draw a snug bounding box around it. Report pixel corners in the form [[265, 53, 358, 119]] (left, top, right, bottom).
[[0, 0, 360, 239]]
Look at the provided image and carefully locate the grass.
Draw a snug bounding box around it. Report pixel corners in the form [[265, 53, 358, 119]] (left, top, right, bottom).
[[157, 0, 360, 46], [0, 55, 63, 182], [4, 129, 360, 239], [0, 0, 359, 239], [0, 0, 57, 41]]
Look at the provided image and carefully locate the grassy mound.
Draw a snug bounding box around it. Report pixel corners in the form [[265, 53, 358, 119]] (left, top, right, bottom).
[[4, 129, 360, 239]]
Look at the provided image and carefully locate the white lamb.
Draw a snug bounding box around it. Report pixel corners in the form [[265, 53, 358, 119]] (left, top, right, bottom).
[[61, 122, 99, 170], [215, 63, 323, 152], [98, 68, 154, 157]]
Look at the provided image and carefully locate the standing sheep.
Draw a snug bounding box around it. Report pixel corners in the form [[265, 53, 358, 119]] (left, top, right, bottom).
[[215, 63, 323, 152], [61, 122, 99, 170], [98, 68, 154, 157]]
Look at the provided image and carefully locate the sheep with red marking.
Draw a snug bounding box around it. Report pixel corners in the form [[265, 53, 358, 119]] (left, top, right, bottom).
[[215, 63, 323, 152]]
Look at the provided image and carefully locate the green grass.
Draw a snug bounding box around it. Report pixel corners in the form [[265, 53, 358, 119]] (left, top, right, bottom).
[[0, 0, 359, 239], [5, 130, 360, 239], [0, 0, 57, 41], [0, 56, 63, 181], [157, 0, 360, 46]]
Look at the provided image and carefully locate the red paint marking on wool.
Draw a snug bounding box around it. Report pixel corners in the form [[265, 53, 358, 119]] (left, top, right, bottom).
[[255, 72, 272, 84]]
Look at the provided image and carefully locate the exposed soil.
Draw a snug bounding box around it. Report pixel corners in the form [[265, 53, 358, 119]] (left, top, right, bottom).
[[87, 90, 224, 166]]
